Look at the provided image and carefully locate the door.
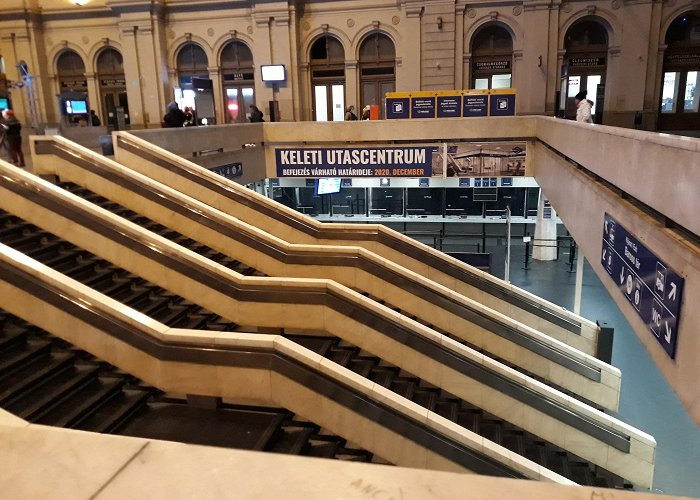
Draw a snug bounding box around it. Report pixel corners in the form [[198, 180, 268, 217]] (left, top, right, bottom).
[[101, 89, 130, 129], [225, 85, 255, 123], [313, 83, 345, 122], [361, 79, 395, 119]]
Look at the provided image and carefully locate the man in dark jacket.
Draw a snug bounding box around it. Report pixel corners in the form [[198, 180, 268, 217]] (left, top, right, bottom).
[[1, 109, 25, 167], [249, 105, 264, 123], [162, 101, 187, 128]]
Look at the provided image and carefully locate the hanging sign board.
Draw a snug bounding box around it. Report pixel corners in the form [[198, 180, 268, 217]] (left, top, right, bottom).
[[601, 213, 684, 358]]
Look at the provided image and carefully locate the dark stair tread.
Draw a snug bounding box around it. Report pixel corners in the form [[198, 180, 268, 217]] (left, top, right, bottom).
[[0, 341, 52, 378], [8, 364, 101, 420], [37, 377, 126, 428], [76, 389, 152, 434], [0, 352, 75, 404]]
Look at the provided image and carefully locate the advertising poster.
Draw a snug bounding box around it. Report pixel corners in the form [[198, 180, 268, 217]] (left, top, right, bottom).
[[411, 96, 436, 118], [431, 142, 526, 178], [489, 93, 516, 116], [437, 95, 461, 117], [462, 95, 489, 116]]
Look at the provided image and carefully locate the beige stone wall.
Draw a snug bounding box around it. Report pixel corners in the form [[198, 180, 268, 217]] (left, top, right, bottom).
[[0, 0, 697, 128]]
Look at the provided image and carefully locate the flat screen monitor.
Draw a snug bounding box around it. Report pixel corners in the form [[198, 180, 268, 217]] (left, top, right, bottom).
[[65, 99, 88, 115], [261, 64, 286, 82], [315, 178, 342, 195], [0, 98, 8, 110]]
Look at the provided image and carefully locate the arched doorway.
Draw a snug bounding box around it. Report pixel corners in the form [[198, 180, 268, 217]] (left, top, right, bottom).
[[470, 24, 514, 89], [659, 12, 700, 131], [359, 32, 395, 119], [220, 40, 255, 123], [176, 42, 209, 113], [310, 35, 345, 122], [57, 50, 88, 124], [96, 48, 129, 128], [562, 19, 608, 120]]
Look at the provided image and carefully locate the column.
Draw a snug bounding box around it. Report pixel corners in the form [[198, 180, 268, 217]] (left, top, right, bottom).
[[85, 72, 100, 117], [345, 61, 359, 117], [401, 6, 423, 90], [454, 6, 465, 89], [520, 1, 552, 115], [208, 66, 223, 125], [532, 193, 558, 261]]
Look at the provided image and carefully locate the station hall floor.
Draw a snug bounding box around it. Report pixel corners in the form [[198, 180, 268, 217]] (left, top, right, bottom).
[[502, 246, 700, 497]]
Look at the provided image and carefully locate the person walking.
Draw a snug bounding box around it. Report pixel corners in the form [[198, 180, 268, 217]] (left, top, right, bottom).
[[89, 109, 101, 126], [1, 109, 25, 167], [574, 91, 594, 123], [162, 101, 187, 128], [249, 104, 264, 123], [344, 105, 357, 121]]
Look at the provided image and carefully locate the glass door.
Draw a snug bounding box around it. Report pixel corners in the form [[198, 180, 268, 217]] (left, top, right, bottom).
[[566, 73, 603, 118], [225, 86, 255, 123], [313, 83, 345, 122]]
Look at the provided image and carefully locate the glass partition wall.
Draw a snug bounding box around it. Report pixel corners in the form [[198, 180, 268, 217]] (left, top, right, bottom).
[[270, 186, 538, 218]]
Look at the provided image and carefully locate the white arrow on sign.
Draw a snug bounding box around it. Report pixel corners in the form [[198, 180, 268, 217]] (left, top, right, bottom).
[[668, 283, 677, 302], [602, 248, 607, 260], [665, 321, 672, 343], [619, 267, 625, 285]]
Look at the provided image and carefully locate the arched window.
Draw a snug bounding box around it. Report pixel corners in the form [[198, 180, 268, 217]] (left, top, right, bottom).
[[470, 24, 513, 89], [57, 50, 87, 92], [659, 11, 700, 130], [220, 40, 255, 123], [310, 35, 346, 122], [97, 48, 129, 128], [359, 32, 395, 119], [562, 18, 609, 120], [176, 43, 209, 88]]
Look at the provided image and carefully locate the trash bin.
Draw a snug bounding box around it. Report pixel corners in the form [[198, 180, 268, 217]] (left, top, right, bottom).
[[98, 135, 114, 156]]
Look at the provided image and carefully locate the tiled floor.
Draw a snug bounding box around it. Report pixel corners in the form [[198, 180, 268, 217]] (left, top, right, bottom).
[[504, 246, 700, 497]]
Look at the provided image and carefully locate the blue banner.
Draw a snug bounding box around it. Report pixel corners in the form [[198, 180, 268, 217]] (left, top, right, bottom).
[[601, 213, 684, 358], [275, 147, 433, 177], [437, 96, 461, 118], [463, 95, 488, 117], [411, 97, 436, 118], [386, 98, 410, 119]]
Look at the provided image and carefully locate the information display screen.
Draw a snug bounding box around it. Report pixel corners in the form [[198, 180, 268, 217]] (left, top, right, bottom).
[[65, 100, 88, 114], [315, 177, 342, 195], [261, 65, 286, 82]]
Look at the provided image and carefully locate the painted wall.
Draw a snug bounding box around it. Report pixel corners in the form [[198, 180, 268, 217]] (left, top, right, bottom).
[[0, 0, 697, 129]]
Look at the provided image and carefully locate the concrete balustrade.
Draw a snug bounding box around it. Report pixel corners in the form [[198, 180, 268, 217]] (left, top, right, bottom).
[[118, 116, 700, 426], [0, 242, 565, 481], [0, 161, 656, 487], [113, 131, 600, 353], [32, 136, 620, 410]]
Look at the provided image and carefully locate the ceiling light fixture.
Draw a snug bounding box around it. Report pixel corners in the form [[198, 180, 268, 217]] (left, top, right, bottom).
[[72, 0, 89, 6]]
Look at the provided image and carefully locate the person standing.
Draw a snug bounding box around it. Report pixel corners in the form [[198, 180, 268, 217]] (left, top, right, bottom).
[[249, 104, 264, 123], [361, 105, 371, 120], [1, 110, 25, 167], [89, 109, 101, 126], [344, 105, 357, 121], [162, 101, 187, 128], [574, 91, 594, 123]]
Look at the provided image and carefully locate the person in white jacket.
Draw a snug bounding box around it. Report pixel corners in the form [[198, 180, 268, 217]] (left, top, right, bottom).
[[574, 90, 594, 123]]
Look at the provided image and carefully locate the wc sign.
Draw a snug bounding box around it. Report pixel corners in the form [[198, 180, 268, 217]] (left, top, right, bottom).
[[601, 213, 685, 358]]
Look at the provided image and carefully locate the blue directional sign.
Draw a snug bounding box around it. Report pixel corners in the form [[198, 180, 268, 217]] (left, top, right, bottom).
[[211, 162, 242, 180], [601, 213, 685, 358]]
